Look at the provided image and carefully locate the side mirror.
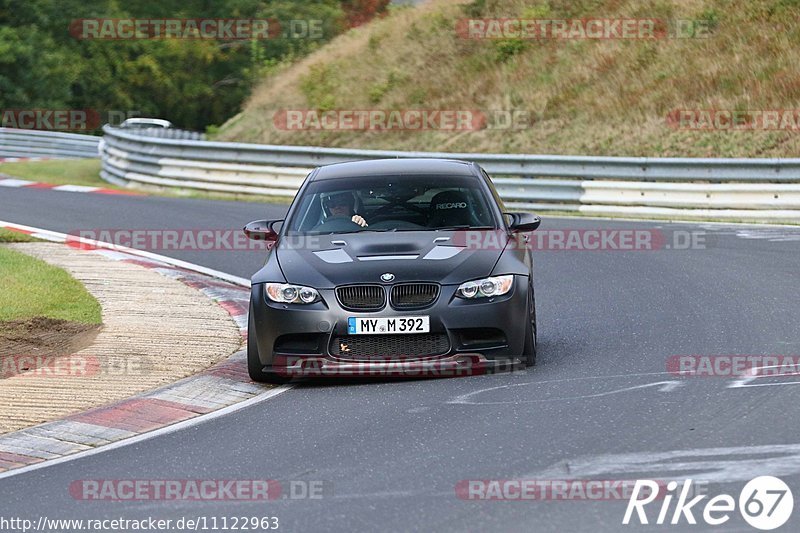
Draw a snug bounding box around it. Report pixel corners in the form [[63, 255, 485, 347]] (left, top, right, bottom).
[[243, 219, 282, 242], [506, 212, 541, 232]]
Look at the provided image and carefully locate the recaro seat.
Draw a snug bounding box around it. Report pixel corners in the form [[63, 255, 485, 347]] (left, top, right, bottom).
[[428, 190, 475, 227]]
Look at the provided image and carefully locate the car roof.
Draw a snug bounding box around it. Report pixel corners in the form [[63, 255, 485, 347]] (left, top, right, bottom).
[[120, 118, 173, 129], [310, 158, 478, 181]]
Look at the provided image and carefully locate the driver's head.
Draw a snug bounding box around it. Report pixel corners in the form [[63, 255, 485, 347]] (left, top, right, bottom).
[[322, 191, 355, 217]]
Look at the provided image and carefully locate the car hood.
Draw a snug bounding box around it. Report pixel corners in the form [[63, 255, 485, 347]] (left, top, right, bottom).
[[276, 231, 507, 288]]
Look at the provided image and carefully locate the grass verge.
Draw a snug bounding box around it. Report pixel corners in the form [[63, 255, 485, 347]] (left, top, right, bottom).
[[0, 159, 294, 204], [0, 229, 39, 243], [0, 246, 102, 324], [0, 159, 108, 188]]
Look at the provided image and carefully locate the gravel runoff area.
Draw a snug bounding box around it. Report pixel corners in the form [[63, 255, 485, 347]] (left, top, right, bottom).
[[0, 242, 243, 434]]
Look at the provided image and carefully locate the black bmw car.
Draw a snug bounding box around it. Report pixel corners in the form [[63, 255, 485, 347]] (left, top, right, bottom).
[[243, 158, 541, 382]]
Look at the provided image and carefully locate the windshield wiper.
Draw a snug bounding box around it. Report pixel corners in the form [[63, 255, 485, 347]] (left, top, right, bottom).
[[434, 225, 496, 231], [308, 230, 362, 236], [310, 226, 495, 235]]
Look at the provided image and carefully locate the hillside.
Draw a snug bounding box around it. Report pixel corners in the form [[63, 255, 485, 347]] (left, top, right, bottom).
[[215, 0, 800, 157]]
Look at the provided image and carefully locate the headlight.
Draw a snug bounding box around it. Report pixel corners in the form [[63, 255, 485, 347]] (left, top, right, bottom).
[[456, 275, 513, 299], [265, 283, 320, 304]]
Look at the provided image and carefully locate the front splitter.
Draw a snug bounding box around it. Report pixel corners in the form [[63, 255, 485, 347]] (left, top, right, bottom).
[[270, 353, 524, 378]]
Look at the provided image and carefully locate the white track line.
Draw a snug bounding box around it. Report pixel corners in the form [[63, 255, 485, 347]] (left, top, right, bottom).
[[0, 219, 250, 287], [0, 386, 292, 481], [0, 219, 292, 480]]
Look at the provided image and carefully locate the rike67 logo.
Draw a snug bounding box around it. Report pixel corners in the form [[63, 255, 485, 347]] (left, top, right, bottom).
[[624, 476, 793, 530]]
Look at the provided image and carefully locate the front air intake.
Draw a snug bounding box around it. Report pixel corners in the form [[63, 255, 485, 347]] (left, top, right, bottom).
[[390, 283, 440, 310], [335, 284, 386, 311]]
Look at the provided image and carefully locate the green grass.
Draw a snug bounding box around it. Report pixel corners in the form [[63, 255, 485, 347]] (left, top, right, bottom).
[[0, 246, 102, 324], [0, 229, 39, 243], [0, 159, 294, 205], [0, 159, 108, 188]]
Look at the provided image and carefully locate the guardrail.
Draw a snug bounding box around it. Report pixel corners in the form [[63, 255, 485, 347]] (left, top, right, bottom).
[[101, 125, 800, 221], [0, 128, 100, 159], [113, 127, 206, 141]]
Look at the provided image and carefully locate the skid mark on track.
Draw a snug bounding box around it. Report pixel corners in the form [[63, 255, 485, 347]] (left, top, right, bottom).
[[448, 371, 683, 406], [529, 443, 800, 484], [728, 364, 800, 389]]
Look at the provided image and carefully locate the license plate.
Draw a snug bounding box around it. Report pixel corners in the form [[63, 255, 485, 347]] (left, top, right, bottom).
[[348, 316, 430, 335]]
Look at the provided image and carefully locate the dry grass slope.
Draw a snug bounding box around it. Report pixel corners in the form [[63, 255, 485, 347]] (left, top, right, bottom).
[[217, 0, 800, 157]]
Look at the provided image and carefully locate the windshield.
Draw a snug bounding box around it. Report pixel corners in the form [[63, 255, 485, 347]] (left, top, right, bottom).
[[285, 175, 498, 235]]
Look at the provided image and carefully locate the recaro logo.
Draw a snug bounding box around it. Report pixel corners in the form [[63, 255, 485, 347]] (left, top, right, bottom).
[[437, 202, 467, 209]]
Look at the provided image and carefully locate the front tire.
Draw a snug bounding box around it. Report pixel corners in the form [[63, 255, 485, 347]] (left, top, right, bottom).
[[248, 304, 290, 384], [522, 283, 537, 367]]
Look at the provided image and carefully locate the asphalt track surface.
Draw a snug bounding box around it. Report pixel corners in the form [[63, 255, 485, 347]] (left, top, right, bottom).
[[1, 186, 800, 532]]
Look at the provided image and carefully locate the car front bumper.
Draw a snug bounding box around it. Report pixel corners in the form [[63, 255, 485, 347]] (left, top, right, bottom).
[[272, 353, 522, 378], [249, 275, 530, 377]]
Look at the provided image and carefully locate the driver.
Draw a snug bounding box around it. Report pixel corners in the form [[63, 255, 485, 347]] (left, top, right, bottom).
[[322, 191, 368, 227]]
